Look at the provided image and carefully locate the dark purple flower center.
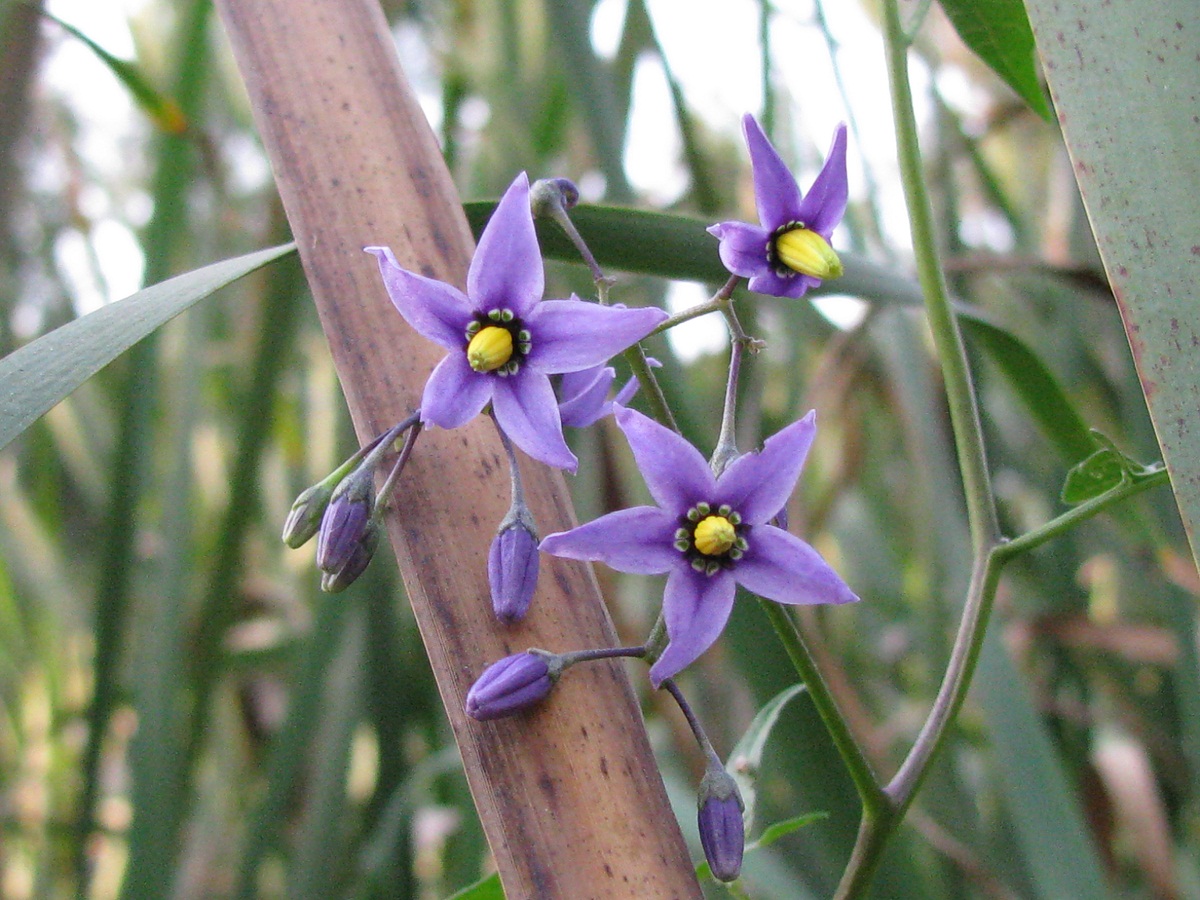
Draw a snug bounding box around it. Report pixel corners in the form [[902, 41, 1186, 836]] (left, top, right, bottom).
[[464, 307, 531, 376], [765, 220, 808, 278], [673, 502, 749, 577]]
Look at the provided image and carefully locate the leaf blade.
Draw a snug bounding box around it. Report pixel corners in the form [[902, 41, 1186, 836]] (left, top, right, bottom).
[[0, 243, 296, 451]]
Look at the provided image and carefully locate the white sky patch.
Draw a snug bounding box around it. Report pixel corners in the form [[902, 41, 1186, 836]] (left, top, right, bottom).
[[812, 293, 868, 331], [663, 282, 728, 360], [623, 55, 688, 205], [590, 0, 628, 59]]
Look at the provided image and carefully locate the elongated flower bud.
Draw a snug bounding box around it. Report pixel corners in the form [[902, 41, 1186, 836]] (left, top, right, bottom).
[[320, 519, 380, 593], [697, 764, 745, 883], [282, 480, 336, 549], [316, 468, 375, 574], [489, 517, 540, 623], [465, 650, 559, 721]]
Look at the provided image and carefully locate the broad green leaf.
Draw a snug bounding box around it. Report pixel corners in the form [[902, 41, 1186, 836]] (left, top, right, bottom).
[[934, 0, 1052, 121], [0, 243, 296, 452], [445, 873, 503, 900], [1024, 0, 1200, 571], [726, 683, 806, 832]]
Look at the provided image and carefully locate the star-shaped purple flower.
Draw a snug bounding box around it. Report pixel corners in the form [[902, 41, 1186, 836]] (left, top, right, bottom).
[[540, 406, 858, 685], [708, 115, 848, 299], [367, 173, 668, 472]]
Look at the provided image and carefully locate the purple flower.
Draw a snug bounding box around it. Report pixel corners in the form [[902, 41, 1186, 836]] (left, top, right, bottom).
[[540, 406, 858, 685], [697, 765, 745, 883], [465, 650, 558, 721], [367, 174, 668, 473], [708, 115, 848, 299], [557, 358, 658, 428], [320, 519, 380, 593], [315, 468, 374, 574], [488, 516, 540, 623]]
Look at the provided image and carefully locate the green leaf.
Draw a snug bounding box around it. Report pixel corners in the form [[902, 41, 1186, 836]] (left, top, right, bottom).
[[726, 683, 806, 832], [748, 812, 829, 850], [40, 8, 189, 133], [1060, 449, 1128, 504], [1024, 0, 1200, 571], [974, 633, 1113, 899], [467, 202, 1095, 470], [961, 315, 1094, 463], [934, 0, 1053, 121], [1060, 430, 1164, 504], [444, 873, 504, 900], [0, 243, 296, 452]]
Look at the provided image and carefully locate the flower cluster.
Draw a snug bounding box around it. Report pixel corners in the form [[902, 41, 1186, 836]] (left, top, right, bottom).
[[286, 115, 853, 883]]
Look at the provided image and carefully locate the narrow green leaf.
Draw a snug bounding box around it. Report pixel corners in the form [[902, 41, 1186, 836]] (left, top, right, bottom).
[[39, 8, 188, 133], [962, 314, 1094, 463], [727, 683, 806, 831], [467, 201, 1094, 472], [748, 812, 829, 850], [444, 873, 503, 900], [973, 633, 1112, 898], [934, 0, 1053, 120], [0, 242, 296, 451]]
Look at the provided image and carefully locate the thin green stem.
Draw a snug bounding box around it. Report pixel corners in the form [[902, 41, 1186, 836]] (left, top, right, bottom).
[[758, 600, 888, 819], [884, 0, 999, 556], [997, 467, 1167, 561], [835, 470, 1170, 897], [624, 342, 678, 433], [649, 275, 741, 338], [710, 306, 747, 476]]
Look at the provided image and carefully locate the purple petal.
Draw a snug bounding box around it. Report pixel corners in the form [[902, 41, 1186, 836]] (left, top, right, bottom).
[[539, 506, 681, 574], [420, 352, 492, 429], [492, 371, 577, 471], [557, 366, 616, 428], [649, 566, 736, 686], [795, 123, 849, 238], [614, 406, 715, 514], [746, 267, 821, 299], [744, 114, 803, 230], [707, 221, 772, 281], [611, 372, 642, 407], [734, 525, 859, 606], [467, 173, 543, 317], [366, 246, 472, 350], [716, 411, 816, 523], [527, 299, 668, 374]]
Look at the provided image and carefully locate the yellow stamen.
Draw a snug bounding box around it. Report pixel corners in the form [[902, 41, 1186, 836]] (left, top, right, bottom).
[[774, 227, 843, 280], [694, 515, 736, 556], [467, 325, 514, 372]]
